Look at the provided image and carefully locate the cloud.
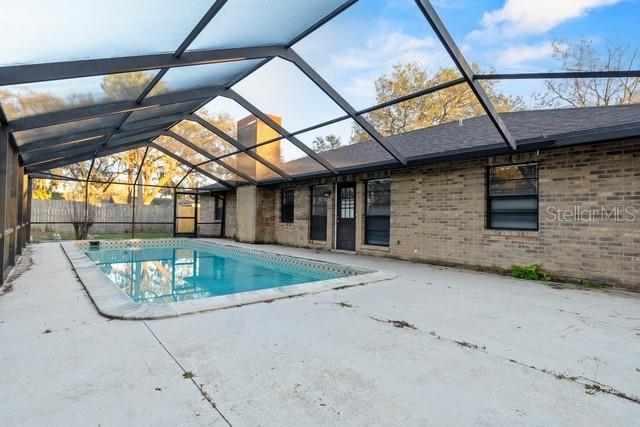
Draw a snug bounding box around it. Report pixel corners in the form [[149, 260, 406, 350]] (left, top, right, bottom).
[[319, 30, 452, 107], [470, 0, 622, 40], [496, 42, 561, 68], [333, 31, 444, 73]]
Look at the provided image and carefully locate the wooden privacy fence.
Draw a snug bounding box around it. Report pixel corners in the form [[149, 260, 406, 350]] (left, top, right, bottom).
[[30, 199, 221, 237], [31, 199, 174, 234]]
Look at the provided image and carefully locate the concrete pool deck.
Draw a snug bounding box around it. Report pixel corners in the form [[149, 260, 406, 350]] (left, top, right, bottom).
[[1, 241, 639, 426]]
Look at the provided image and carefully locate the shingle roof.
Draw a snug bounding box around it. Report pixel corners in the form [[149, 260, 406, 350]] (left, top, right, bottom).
[[206, 104, 640, 190], [296, 104, 640, 171]]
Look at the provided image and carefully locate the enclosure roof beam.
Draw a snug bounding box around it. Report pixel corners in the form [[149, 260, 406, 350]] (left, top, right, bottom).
[[222, 89, 338, 175], [22, 141, 105, 165], [475, 70, 640, 80], [414, 0, 517, 151], [18, 129, 110, 154], [19, 124, 167, 155], [26, 140, 150, 172], [21, 130, 155, 165], [0, 46, 287, 86], [185, 114, 292, 180], [99, 0, 232, 173], [357, 78, 467, 115], [175, 0, 229, 56], [119, 113, 187, 131], [8, 87, 221, 132], [150, 142, 234, 189], [163, 131, 257, 185], [280, 49, 407, 166]]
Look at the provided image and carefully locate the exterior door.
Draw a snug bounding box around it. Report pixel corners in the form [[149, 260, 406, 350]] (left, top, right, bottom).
[[174, 192, 198, 237], [336, 183, 356, 251]]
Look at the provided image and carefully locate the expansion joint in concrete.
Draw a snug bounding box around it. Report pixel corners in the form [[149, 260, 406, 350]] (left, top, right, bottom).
[[143, 321, 233, 426]]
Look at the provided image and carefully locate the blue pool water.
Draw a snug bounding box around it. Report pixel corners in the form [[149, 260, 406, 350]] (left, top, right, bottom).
[[85, 244, 347, 304]]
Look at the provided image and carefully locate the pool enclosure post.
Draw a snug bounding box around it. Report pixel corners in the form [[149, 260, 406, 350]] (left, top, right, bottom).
[[15, 164, 23, 256], [172, 188, 176, 237], [0, 124, 7, 283], [221, 194, 226, 238], [25, 177, 32, 245], [130, 147, 149, 240]]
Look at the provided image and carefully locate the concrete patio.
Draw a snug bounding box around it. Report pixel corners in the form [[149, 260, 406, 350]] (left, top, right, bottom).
[[1, 241, 639, 426]]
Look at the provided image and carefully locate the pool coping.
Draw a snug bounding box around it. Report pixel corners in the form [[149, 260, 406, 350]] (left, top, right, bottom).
[[60, 239, 396, 320]]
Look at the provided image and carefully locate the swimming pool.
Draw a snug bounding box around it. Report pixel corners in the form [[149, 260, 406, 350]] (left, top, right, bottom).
[[62, 239, 393, 319], [85, 243, 351, 304]]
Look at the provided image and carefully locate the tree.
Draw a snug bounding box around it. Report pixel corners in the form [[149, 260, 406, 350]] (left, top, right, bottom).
[[0, 70, 164, 120], [134, 110, 236, 204], [32, 179, 60, 200], [0, 89, 94, 118], [100, 71, 160, 100], [311, 134, 343, 152], [352, 62, 523, 142], [536, 40, 640, 108]]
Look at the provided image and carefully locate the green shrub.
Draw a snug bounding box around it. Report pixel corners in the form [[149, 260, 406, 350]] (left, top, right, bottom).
[[511, 264, 551, 281], [584, 281, 602, 289]]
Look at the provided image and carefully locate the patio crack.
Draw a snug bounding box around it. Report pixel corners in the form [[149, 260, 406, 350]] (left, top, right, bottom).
[[143, 322, 233, 426], [328, 302, 640, 405]]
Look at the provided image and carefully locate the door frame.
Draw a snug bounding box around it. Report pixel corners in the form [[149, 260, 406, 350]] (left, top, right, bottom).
[[173, 191, 198, 237], [335, 182, 356, 251]]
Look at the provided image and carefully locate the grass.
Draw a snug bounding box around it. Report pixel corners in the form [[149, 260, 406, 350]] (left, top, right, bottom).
[[584, 281, 602, 289], [511, 264, 551, 281]]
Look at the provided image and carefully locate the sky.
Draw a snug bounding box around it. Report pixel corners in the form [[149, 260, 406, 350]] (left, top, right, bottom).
[[2, 0, 639, 162]]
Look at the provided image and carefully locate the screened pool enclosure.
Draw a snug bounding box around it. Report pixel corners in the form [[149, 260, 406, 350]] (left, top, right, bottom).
[[1, 0, 639, 278]]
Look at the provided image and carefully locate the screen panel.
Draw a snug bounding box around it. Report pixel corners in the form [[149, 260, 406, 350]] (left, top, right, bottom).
[[0, 0, 213, 66], [249, 139, 327, 178], [178, 171, 216, 190], [294, 0, 458, 111], [480, 78, 640, 141], [431, 1, 640, 74], [189, 0, 349, 50], [195, 96, 283, 147], [89, 147, 147, 184], [0, 71, 160, 120], [170, 120, 238, 158], [154, 135, 211, 165], [88, 181, 133, 238], [136, 147, 191, 187], [148, 60, 263, 96], [12, 114, 124, 146], [294, 118, 395, 170], [218, 152, 281, 182], [233, 58, 345, 133]]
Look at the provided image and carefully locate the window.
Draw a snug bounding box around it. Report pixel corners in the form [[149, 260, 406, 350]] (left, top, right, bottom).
[[340, 186, 355, 219], [281, 188, 295, 223], [365, 178, 391, 246], [487, 163, 538, 230], [214, 196, 224, 222], [310, 185, 329, 241]]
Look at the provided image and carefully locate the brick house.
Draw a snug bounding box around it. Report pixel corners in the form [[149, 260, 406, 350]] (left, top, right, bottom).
[[215, 105, 640, 291]]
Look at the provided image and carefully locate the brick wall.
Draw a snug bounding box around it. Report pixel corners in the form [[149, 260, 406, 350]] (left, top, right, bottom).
[[223, 191, 236, 239], [223, 139, 640, 291]]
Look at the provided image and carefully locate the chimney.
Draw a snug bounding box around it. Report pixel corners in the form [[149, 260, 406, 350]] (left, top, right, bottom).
[[237, 114, 282, 180]]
